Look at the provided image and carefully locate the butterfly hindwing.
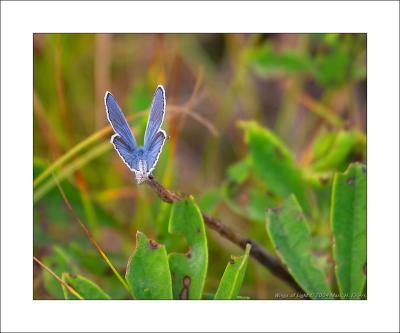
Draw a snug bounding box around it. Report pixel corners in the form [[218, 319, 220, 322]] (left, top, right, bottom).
[[145, 130, 167, 174], [111, 135, 140, 171], [144, 85, 166, 149]]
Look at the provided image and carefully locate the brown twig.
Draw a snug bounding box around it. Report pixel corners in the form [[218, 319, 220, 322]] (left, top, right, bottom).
[[145, 175, 305, 294]]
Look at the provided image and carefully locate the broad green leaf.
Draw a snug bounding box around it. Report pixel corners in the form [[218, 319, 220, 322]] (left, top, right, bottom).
[[331, 163, 366, 299], [125, 231, 173, 300], [62, 273, 111, 300], [214, 244, 251, 300], [239, 121, 309, 213], [42, 246, 78, 299], [168, 196, 208, 299], [266, 195, 332, 299]]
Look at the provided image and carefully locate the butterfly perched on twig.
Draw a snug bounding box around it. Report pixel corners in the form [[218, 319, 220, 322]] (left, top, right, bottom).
[[104, 85, 167, 184]]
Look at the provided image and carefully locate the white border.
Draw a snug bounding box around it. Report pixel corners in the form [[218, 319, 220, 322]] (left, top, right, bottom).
[[1, 1, 399, 332]]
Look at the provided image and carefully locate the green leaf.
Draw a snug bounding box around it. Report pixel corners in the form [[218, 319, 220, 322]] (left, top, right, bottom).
[[42, 246, 78, 299], [62, 273, 111, 300], [311, 130, 365, 172], [331, 163, 366, 299], [266, 195, 332, 299], [315, 48, 350, 88], [125, 231, 173, 300], [239, 120, 309, 213], [203, 292, 250, 300], [168, 196, 208, 299], [310, 127, 337, 163], [227, 158, 251, 184], [214, 244, 251, 300]]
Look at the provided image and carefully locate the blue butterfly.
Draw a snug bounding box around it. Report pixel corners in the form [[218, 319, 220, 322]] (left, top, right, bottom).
[[104, 85, 167, 184]]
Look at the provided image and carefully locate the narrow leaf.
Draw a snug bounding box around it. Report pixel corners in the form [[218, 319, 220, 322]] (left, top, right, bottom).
[[214, 244, 251, 300], [331, 163, 366, 299], [168, 196, 208, 300], [125, 231, 173, 300], [62, 273, 111, 300], [266, 195, 332, 299], [311, 130, 366, 172]]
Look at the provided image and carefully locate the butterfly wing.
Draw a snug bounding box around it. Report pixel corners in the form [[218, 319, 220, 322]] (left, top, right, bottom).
[[145, 130, 167, 174], [105, 91, 139, 171], [110, 134, 141, 171], [144, 85, 166, 149], [105, 91, 137, 148]]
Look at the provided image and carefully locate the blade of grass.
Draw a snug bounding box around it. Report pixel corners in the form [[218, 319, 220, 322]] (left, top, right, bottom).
[[33, 125, 113, 189], [34, 142, 111, 203], [53, 175, 131, 296], [33, 256, 84, 300], [297, 92, 344, 127]]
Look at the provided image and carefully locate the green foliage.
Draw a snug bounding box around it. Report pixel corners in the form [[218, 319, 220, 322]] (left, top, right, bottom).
[[239, 121, 310, 213], [331, 163, 366, 299], [198, 189, 223, 214], [314, 48, 350, 87], [125, 231, 173, 300], [311, 130, 366, 173], [246, 44, 314, 77], [34, 34, 366, 300], [203, 293, 250, 300], [168, 197, 208, 299], [215, 244, 251, 300], [248, 34, 366, 88], [62, 273, 111, 300], [223, 182, 275, 224], [42, 246, 78, 299], [266, 196, 332, 299], [227, 157, 251, 184]]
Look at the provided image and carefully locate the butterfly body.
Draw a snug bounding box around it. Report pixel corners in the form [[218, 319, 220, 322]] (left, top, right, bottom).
[[105, 85, 167, 184]]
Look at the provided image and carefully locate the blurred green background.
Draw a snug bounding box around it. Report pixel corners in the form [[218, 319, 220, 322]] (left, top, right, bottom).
[[33, 33, 366, 299]]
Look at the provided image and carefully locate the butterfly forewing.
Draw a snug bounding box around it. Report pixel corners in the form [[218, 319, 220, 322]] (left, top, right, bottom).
[[105, 92, 137, 149], [144, 85, 166, 149]]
